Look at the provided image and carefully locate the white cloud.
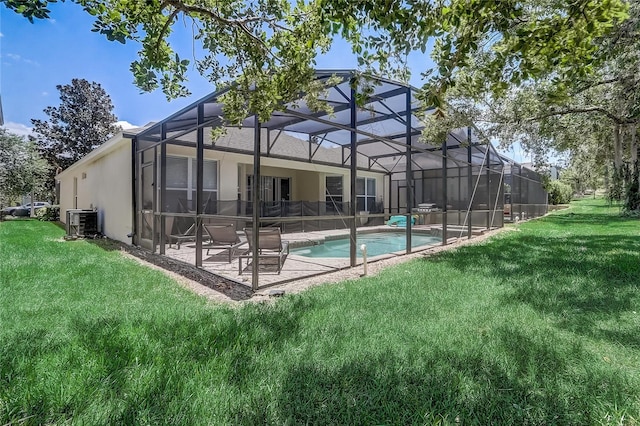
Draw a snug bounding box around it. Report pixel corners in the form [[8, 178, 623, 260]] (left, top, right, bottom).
[[6, 52, 40, 66], [3, 121, 140, 138], [116, 120, 139, 130], [0, 33, 4, 37], [2, 122, 34, 138], [42, 91, 49, 96]]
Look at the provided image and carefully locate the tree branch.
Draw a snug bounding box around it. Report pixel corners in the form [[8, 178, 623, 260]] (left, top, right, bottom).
[[531, 107, 625, 124], [164, 0, 278, 25], [155, 8, 180, 57], [162, 0, 285, 60]]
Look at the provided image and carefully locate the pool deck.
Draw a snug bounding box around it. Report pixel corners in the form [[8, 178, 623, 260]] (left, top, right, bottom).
[[163, 225, 484, 289]]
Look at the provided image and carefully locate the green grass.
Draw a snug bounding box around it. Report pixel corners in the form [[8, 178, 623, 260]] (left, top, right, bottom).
[[1, 199, 639, 425]]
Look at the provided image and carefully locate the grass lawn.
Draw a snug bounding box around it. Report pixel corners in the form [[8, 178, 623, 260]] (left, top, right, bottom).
[[1, 198, 639, 425]]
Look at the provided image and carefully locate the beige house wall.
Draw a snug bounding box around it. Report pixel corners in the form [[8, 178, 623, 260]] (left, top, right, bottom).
[[165, 145, 386, 205], [293, 170, 321, 200], [59, 135, 387, 245], [58, 137, 133, 244]]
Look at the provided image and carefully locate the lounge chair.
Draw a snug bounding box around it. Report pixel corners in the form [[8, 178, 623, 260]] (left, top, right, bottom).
[[202, 223, 245, 263], [164, 215, 196, 249], [239, 227, 289, 274]]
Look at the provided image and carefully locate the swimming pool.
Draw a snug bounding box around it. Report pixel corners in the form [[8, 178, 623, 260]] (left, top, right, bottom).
[[290, 232, 441, 258]]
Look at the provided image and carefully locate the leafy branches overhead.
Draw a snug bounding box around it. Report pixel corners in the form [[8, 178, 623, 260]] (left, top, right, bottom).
[[96, 0, 339, 122], [88, 0, 332, 122], [325, 0, 628, 107], [4, 0, 629, 121], [4, 0, 336, 121]]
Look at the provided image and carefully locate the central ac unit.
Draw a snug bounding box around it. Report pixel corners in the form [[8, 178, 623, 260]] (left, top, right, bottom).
[[66, 209, 98, 237]]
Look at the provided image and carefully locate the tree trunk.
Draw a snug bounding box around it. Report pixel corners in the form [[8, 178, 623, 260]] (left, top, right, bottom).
[[631, 124, 638, 165], [614, 123, 622, 170]]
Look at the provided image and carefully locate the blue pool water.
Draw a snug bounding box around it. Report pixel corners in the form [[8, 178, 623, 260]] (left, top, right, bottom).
[[291, 232, 441, 258]]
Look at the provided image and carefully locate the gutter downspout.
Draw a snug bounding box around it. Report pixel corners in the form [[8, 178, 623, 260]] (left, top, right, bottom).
[[131, 137, 137, 244]]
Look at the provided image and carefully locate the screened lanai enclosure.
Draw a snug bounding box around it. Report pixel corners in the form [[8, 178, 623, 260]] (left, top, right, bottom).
[[132, 70, 547, 289], [503, 162, 549, 222]]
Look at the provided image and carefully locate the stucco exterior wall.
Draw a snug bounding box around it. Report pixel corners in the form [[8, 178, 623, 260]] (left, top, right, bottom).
[[293, 170, 321, 200], [58, 137, 133, 244], [59, 133, 387, 246], [164, 144, 386, 204]]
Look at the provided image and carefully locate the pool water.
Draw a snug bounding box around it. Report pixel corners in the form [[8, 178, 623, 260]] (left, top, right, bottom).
[[291, 232, 441, 258]]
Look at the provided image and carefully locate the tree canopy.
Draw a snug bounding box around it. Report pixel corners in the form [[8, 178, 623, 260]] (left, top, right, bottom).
[[6, 0, 637, 207], [31, 78, 120, 171], [0, 129, 51, 207], [2, 0, 629, 121], [428, 0, 640, 209], [31, 78, 121, 195]]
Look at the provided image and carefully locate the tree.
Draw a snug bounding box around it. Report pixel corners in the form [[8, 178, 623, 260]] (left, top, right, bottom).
[[3, 0, 628, 120], [4, 0, 335, 123], [325, 0, 628, 106], [546, 180, 573, 205], [421, 0, 640, 211], [6, 0, 633, 205], [31, 78, 120, 194], [0, 129, 51, 210]]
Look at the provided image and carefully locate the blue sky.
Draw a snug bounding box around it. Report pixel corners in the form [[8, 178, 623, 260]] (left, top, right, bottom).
[[1, 4, 366, 131], [0, 4, 528, 161], [1, 2, 229, 133]]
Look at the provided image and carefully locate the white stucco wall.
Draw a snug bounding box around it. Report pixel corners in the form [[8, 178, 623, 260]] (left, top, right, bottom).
[[57, 132, 387, 246], [57, 136, 133, 244], [165, 145, 386, 204]]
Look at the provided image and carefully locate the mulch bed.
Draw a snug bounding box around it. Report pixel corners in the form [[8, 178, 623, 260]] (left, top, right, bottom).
[[85, 236, 254, 301]]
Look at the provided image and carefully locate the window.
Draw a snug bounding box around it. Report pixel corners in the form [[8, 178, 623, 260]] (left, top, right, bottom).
[[247, 175, 290, 202], [356, 177, 376, 212], [325, 176, 343, 213], [166, 157, 188, 189], [165, 156, 218, 212], [191, 158, 218, 192]]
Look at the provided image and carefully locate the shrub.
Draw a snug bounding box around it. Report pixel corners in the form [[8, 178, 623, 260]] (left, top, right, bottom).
[[546, 180, 573, 205], [36, 205, 60, 221]]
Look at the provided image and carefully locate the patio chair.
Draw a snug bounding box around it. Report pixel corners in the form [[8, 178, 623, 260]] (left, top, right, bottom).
[[202, 223, 245, 263], [239, 227, 289, 274], [164, 215, 196, 249]]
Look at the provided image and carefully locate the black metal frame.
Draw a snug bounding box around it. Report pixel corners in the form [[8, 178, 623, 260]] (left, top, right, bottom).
[[130, 70, 547, 290]]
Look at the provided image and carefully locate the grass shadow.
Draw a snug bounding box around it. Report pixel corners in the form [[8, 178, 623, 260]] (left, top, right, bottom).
[[1, 296, 313, 424], [233, 325, 631, 424], [84, 237, 254, 301], [426, 214, 640, 346]]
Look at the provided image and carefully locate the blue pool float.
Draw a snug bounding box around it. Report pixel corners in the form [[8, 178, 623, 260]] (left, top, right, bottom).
[[386, 215, 415, 227]]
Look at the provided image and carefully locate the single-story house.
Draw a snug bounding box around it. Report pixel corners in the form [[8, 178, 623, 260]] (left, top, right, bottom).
[[57, 70, 547, 289], [57, 126, 389, 244]]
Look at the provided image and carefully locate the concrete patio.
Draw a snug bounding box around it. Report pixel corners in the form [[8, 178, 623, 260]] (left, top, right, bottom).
[[161, 225, 482, 289]]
